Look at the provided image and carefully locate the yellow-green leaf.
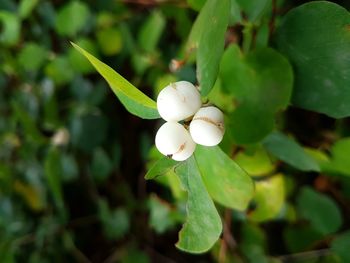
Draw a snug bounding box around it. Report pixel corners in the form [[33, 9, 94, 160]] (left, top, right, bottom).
[[71, 43, 160, 119], [249, 174, 285, 222], [195, 145, 254, 210]]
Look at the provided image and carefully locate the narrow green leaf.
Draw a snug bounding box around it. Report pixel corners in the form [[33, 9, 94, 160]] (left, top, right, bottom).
[[249, 174, 285, 222], [274, 1, 350, 118], [44, 148, 64, 215], [229, 0, 242, 25], [195, 145, 254, 210], [71, 43, 160, 119], [68, 38, 96, 74], [196, 0, 230, 95], [186, 1, 207, 50], [297, 187, 342, 235], [11, 101, 45, 144], [137, 11, 165, 53], [175, 157, 222, 253], [263, 131, 320, 172], [220, 45, 293, 144], [145, 157, 178, 180]]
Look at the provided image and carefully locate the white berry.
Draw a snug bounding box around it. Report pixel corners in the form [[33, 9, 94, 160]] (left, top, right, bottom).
[[157, 81, 201, 121], [155, 122, 196, 161], [189, 106, 225, 146]]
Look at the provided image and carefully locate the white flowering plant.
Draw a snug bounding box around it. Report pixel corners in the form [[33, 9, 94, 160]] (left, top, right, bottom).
[[72, 0, 350, 255]]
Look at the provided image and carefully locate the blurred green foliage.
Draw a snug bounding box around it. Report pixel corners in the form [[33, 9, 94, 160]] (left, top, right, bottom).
[[1, 0, 350, 262]]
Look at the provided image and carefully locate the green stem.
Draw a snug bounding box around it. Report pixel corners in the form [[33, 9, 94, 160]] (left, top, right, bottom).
[[242, 22, 254, 54]]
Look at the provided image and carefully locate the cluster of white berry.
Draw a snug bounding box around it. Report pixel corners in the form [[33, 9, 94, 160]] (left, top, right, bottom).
[[155, 81, 225, 161]]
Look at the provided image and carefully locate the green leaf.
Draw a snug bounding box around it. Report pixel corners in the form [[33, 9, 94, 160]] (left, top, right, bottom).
[[263, 131, 320, 172], [249, 174, 285, 222], [61, 154, 78, 182], [98, 199, 129, 240], [304, 147, 333, 174], [284, 225, 323, 253], [0, 11, 20, 46], [187, 0, 207, 11], [145, 157, 178, 180], [331, 231, 350, 263], [329, 138, 350, 176], [44, 148, 64, 215], [91, 148, 113, 184], [175, 157, 222, 253], [19, 0, 38, 19], [195, 145, 254, 210], [234, 146, 275, 177], [45, 56, 75, 85], [55, 1, 90, 37], [274, 1, 350, 118], [70, 111, 108, 153], [121, 248, 150, 263], [229, 0, 242, 25], [297, 187, 342, 235], [68, 38, 97, 74], [71, 43, 160, 119], [11, 101, 45, 144], [137, 11, 165, 53], [240, 223, 268, 263], [220, 45, 293, 144], [207, 79, 235, 113], [148, 195, 179, 234], [0, 241, 15, 263], [196, 0, 230, 96], [235, 0, 271, 22], [18, 43, 48, 71], [96, 27, 123, 56], [14, 180, 45, 211]]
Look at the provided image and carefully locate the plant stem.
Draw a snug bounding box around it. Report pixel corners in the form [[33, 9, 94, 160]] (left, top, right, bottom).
[[242, 23, 254, 54], [277, 248, 332, 262]]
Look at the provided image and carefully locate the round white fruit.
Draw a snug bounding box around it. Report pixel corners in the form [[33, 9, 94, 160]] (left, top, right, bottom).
[[157, 81, 201, 121], [189, 106, 225, 146], [155, 122, 196, 161]]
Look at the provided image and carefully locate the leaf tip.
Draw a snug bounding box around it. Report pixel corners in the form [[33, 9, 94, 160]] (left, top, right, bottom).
[[70, 42, 84, 55]]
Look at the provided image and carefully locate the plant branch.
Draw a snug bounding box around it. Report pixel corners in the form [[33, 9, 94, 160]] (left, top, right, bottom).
[[277, 248, 332, 262], [219, 209, 237, 263], [122, 0, 188, 7], [269, 0, 277, 39]]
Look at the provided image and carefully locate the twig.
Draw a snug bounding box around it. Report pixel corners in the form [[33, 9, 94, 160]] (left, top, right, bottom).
[[68, 215, 98, 228], [269, 0, 277, 38], [103, 248, 124, 263], [122, 0, 188, 7], [145, 245, 178, 263], [219, 209, 237, 263], [72, 246, 93, 263], [277, 248, 332, 262]]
